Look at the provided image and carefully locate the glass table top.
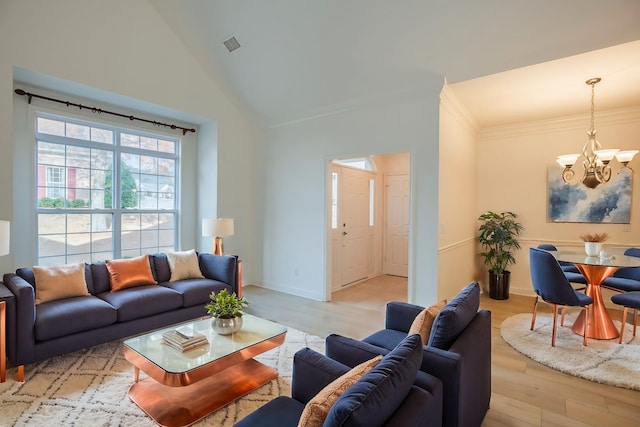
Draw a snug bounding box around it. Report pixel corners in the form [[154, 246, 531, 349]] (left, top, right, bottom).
[[123, 314, 287, 374], [549, 250, 640, 268]]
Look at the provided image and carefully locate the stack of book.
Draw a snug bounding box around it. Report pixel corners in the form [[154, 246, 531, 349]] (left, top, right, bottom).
[[162, 329, 208, 352]]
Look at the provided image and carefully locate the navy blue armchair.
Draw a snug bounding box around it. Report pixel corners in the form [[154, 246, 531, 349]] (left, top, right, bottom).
[[529, 247, 593, 346], [326, 282, 491, 427], [234, 334, 443, 427]]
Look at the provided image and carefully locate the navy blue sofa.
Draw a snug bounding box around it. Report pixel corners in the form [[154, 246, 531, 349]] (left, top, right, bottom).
[[235, 334, 443, 427], [326, 282, 491, 427], [2, 253, 238, 377]]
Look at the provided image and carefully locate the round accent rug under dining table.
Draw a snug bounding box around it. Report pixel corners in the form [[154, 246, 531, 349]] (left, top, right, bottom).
[[500, 312, 640, 391]]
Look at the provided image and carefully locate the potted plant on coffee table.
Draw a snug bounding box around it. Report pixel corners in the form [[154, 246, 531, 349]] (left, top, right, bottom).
[[478, 211, 524, 300], [205, 289, 249, 335]]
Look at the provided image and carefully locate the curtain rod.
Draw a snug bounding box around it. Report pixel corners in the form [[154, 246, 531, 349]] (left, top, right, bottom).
[[14, 88, 196, 135]]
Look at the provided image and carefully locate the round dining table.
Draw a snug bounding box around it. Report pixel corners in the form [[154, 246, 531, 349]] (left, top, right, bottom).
[[549, 250, 640, 340]]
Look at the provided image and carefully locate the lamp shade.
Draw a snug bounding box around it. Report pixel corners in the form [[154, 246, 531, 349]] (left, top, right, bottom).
[[556, 154, 580, 167], [615, 150, 639, 164], [202, 218, 234, 237], [0, 220, 10, 256], [593, 149, 619, 162]]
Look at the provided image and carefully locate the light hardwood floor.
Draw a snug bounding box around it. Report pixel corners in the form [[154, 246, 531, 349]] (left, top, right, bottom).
[[243, 276, 640, 427]]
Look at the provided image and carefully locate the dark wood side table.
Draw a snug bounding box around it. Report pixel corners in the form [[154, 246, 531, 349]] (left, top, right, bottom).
[[0, 282, 15, 382]]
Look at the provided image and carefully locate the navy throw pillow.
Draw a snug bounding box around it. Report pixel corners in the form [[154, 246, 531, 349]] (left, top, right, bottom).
[[325, 334, 422, 427], [428, 281, 480, 349]]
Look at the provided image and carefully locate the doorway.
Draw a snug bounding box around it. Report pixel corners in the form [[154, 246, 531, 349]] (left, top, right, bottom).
[[328, 153, 410, 297]]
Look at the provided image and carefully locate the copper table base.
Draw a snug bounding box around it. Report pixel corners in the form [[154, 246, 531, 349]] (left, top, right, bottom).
[[572, 264, 620, 340], [128, 358, 278, 427]]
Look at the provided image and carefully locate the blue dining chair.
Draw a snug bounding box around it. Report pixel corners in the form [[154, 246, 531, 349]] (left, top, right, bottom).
[[529, 248, 593, 347], [610, 291, 640, 344], [536, 244, 587, 290], [602, 248, 640, 293]]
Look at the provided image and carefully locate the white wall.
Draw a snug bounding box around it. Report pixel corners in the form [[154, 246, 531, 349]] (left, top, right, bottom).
[[478, 107, 640, 295], [0, 0, 257, 276], [438, 87, 481, 300], [260, 88, 442, 306]]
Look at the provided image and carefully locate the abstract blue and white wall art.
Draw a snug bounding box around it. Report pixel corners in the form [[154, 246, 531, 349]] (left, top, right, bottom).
[[547, 166, 632, 223]]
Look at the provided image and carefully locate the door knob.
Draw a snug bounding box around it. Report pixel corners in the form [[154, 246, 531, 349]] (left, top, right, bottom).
[[342, 231, 348, 236]]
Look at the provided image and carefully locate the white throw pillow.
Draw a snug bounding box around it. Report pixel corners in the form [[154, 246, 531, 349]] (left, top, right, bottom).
[[166, 249, 205, 282]]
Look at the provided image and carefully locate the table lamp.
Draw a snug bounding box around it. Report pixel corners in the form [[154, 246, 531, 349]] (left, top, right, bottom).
[[202, 218, 234, 255], [0, 220, 9, 256]]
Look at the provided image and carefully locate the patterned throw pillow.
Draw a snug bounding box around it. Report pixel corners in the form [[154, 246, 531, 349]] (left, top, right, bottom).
[[33, 263, 90, 304], [408, 299, 447, 345], [166, 249, 205, 282], [298, 355, 382, 427], [106, 255, 157, 291]]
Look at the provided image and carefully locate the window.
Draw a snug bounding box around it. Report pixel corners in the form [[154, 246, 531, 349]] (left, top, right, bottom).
[[45, 166, 65, 198], [333, 157, 376, 171], [331, 172, 339, 229], [36, 113, 179, 265]]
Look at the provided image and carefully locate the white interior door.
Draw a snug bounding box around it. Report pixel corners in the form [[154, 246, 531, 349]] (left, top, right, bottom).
[[384, 174, 409, 277], [340, 167, 369, 286]]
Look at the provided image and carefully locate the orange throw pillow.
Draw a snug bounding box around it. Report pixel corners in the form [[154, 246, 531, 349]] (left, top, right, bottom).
[[106, 255, 157, 291], [408, 300, 447, 345]]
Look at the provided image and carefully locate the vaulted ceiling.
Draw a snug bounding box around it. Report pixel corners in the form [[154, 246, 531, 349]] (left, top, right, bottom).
[[150, 0, 640, 128]]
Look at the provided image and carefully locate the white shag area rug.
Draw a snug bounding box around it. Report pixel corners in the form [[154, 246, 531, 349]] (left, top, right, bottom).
[[0, 327, 325, 426], [501, 312, 640, 391]]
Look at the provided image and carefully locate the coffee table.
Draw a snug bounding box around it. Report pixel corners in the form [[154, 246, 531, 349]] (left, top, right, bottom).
[[123, 314, 287, 426]]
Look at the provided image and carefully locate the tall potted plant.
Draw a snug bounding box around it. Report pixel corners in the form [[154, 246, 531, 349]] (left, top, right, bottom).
[[477, 211, 524, 300]]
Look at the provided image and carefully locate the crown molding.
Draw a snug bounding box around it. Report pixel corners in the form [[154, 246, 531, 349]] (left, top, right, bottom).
[[479, 105, 640, 140], [440, 84, 479, 134]]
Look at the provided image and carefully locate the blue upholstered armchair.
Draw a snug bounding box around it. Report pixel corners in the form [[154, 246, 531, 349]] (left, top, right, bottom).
[[536, 244, 587, 287], [234, 334, 443, 427], [326, 282, 491, 427]]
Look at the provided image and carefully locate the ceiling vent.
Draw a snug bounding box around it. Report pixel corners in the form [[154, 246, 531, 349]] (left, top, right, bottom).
[[223, 36, 241, 53]]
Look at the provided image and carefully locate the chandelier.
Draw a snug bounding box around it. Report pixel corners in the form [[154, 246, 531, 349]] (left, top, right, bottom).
[[556, 77, 638, 189]]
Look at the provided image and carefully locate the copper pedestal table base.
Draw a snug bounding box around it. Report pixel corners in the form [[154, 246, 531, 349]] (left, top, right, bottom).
[[128, 358, 277, 427], [572, 264, 619, 339]]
